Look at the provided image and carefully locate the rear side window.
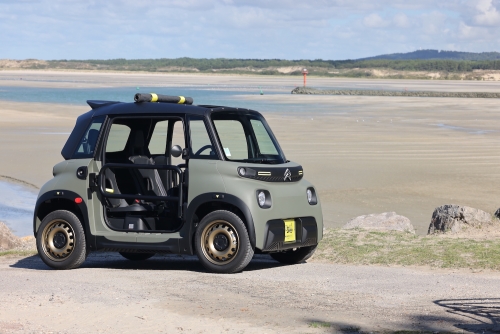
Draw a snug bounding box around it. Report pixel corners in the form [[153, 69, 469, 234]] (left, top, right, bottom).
[[73, 116, 105, 159], [106, 124, 131, 153]]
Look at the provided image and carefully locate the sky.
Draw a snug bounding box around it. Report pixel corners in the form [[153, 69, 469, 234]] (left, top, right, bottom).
[[1, 0, 500, 60]]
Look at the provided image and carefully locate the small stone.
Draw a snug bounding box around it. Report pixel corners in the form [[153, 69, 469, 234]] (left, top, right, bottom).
[[343, 212, 415, 233]]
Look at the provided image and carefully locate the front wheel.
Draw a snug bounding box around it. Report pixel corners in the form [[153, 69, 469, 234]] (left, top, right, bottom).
[[194, 210, 254, 273], [36, 210, 87, 270], [270, 245, 317, 264]]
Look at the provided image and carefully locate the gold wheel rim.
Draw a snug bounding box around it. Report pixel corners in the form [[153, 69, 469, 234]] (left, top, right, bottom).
[[41, 219, 75, 262], [201, 220, 239, 265]]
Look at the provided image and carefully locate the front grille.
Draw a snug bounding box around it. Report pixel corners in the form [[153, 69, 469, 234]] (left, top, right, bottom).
[[239, 165, 304, 183], [254, 174, 303, 182]]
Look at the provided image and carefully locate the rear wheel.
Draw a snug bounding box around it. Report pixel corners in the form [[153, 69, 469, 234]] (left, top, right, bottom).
[[195, 210, 254, 273], [36, 210, 86, 270], [119, 252, 155, 261], [270, 245, 317, 264]]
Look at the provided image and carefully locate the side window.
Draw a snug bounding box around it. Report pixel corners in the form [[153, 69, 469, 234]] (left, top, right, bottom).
[[250, 119, 278, 155], [148, 120, 169, 155], [106, 124, 131, 153], [189, 116, 216, 159], [73, 116, 105, 159], [213, 120, 248, 160]]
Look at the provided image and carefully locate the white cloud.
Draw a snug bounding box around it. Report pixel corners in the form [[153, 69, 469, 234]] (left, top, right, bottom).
[[473, 0, 500, 26], [363, 13, 389, 28], [393, 13, 411, 28], [0, 0, 499, 60]]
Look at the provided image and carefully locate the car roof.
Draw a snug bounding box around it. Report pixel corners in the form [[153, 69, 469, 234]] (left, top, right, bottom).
[[60, 99, 264, 160], [86, 100, 262, 118]]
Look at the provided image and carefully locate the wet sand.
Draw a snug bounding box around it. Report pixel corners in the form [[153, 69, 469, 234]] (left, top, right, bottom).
[[1, 71, 500, 234], [3, 69, 500, 92]]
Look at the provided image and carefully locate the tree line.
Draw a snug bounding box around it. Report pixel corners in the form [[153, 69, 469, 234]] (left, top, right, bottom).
[[44, 57, 500, 73]]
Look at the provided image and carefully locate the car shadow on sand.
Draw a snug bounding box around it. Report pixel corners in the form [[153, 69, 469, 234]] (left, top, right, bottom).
[[434, 298, 500, 332], [303, 299, 500, 333], [10, 252, 286, 273]]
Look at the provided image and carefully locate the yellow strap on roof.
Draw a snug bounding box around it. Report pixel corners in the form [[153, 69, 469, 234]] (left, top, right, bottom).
[[178, 96, 186, 104], [150, 93, 158, 102]]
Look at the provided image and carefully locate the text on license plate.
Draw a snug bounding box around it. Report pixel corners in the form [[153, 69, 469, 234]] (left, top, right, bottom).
[[284, 219, 296, 243]]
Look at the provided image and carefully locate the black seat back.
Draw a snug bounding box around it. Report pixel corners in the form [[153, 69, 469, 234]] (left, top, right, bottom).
[[129, 156, 168, 197]]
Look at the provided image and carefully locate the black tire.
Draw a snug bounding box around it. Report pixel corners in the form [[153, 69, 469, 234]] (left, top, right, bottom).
[[270, 245, 317, 264], [36, 210, 87, 270], [194, 210, 254, 274], [119, 252, 155, 261]]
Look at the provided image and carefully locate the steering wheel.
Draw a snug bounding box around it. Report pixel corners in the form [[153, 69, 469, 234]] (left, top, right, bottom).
[[194, 145, 213, 156]]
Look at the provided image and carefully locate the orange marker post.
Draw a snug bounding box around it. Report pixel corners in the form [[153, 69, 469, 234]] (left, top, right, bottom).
[[302, 68, 308, 87]]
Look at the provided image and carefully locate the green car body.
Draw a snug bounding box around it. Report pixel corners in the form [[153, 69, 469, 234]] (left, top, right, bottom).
[[33, 95, 323, 273]]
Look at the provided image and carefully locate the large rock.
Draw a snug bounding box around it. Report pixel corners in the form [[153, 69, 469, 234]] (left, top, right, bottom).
[[494, 208, 500, 219], [343, 212, 415, 233], [428, 204, 491, 234], [0, 222, 19, 251]]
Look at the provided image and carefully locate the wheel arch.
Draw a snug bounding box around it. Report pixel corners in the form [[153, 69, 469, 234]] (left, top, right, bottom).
[[33, 190, 94, 249], [185, 193, 256, 253]]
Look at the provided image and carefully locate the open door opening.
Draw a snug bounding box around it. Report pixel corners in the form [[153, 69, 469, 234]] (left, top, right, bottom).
[[97, 116, 187, 233]]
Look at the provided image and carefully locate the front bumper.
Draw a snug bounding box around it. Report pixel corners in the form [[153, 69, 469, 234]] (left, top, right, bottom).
[[261, 217, 318, 252]]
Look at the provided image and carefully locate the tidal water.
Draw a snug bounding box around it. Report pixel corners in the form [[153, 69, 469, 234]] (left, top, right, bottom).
[[0, 85, 290, 110], [0, 181, 37, 237]]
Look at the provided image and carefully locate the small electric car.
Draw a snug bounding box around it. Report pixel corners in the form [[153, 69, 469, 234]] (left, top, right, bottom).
[[33, 93, 323, 273]]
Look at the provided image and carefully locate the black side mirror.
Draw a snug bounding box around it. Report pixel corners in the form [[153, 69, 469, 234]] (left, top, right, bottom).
[[171, 145, 182, 158]]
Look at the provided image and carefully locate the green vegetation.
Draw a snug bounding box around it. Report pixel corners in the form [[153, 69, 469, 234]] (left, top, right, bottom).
[[44, 57, 500, 73], [309, 321, 332, 328], [362, 49, 500, 61], [0, 249, 37, 257], [6, 50, 500, 79], [315, 229, 500, 270]]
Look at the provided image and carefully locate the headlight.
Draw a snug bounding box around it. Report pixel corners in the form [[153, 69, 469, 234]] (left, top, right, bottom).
[[258, 191, 266, 206], [238, 167, 246, 176], [256, 190, 272, 208], [306, 187, 317, 205]]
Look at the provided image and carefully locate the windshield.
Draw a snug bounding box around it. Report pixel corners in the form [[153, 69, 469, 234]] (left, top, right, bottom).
[[211, 112, 286, 164]]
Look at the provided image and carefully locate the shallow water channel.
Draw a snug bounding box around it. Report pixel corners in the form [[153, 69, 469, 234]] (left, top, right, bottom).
[[0, 181, 37, 237]]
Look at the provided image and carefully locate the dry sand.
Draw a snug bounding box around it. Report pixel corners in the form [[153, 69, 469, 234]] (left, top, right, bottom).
[[1, 253, 500, 333], [1, 71, 500, 235]]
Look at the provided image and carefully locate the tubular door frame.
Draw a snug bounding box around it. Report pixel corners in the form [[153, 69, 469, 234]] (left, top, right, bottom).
[[98, 163, 184, 218]]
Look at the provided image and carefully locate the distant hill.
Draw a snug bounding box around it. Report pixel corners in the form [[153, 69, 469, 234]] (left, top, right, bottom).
[[359, 49, 500, 61]]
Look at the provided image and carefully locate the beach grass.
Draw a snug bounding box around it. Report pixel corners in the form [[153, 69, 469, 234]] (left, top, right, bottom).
[[0, 249, 37, 257], [315, 229, 500, 270]]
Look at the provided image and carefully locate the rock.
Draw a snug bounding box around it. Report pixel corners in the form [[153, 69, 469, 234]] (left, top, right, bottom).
[[290, 87, 500, 99], [0, 221, 20, 251], [343, 212, 415, 233], [428, 204, 492, 234], [494, 208, 500, 219]]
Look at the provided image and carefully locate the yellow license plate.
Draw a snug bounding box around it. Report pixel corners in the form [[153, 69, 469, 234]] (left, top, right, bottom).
[[284, 219, 296, 243]]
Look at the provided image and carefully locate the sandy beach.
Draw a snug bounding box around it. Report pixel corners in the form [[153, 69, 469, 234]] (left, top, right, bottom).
[[1, 70, 500, 234]]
